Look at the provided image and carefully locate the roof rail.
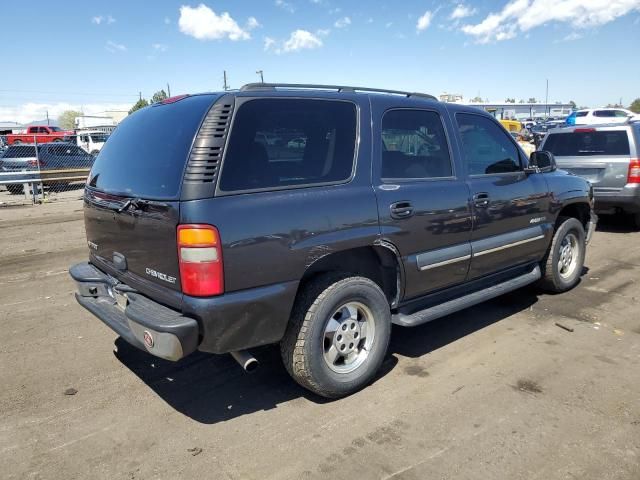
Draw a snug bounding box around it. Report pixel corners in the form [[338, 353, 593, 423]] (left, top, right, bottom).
[[239, 83, 437, 101]]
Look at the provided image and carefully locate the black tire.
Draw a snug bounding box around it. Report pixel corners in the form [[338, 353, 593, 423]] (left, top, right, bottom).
[[631, 212, 640, 230], [538, 217, 585, 293], [13, 140, 22, 145], [280, 275, 392, 398], [7, 184, 24, 195]]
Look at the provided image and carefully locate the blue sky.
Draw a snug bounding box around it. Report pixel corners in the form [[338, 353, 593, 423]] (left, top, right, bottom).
[[1, 0, 639, 122]]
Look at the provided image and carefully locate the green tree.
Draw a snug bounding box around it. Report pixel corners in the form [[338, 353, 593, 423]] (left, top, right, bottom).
[[129, 98, 149, 114], [505, 98, 515, 103], [569, 100, 576, 109], [629, 98, 640, 114], [58, 110, 82, 130], [528, 97, 537, 103], [470, 96, 483, 103], [150, 89, 168, 104]]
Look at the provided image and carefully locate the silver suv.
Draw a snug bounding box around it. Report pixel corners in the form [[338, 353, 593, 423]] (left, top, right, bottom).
[[541, 121, 640, 228]]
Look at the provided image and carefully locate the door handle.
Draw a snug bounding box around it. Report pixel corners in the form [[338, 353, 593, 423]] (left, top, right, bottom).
[[390, 201, 414, 219], [473, 192, 490, 208]]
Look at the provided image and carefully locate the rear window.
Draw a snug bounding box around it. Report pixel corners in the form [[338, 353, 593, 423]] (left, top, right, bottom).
[[219, 99, 357, 192], [2, 145, 38, 158], [575, 111, 588, 117], [544, 130, 630, 156], [87, 94, 217, 199]]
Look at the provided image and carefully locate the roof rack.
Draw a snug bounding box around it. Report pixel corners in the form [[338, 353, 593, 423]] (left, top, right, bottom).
[[240, 83, 437, 101]]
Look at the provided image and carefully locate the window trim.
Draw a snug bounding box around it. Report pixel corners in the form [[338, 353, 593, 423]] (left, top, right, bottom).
[[454, 111, 525, 178], [378, 107, 457, 183], [215, 97, 360, 197]]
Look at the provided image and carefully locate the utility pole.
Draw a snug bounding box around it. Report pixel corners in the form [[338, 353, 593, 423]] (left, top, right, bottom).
[[223, 71, 229, 91], [256, 70, 264, 83], [46, 110, 49, 126], [167, 83, 171, 97], [139, 91, 142, 101], [545, 79, 549, 119]]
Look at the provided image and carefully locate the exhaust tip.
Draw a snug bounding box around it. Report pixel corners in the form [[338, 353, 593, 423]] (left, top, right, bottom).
[[230, 350, 259, 373]]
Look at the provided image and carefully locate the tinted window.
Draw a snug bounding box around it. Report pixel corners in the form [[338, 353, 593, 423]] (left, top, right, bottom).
[[575, 111, 588, 117], [594, 110, 615, 117], [2, 145, 38, 158], [220, 99, 356, 192], [46, 144, 88, 156], [381, 109, 452, 179], [88, 95, 216, 199], [456, 114, 521, 175], [544, 131, 630, 156]]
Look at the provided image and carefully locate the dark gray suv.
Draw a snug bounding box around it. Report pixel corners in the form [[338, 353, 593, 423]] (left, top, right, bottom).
[[70, 84, 596, 397]]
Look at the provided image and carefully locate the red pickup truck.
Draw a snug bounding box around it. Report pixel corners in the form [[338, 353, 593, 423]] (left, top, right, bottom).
[[6, 126, 73, 145]]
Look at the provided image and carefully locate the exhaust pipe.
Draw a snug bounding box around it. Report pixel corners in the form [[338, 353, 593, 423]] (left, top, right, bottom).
[[230, 350, 259, 373]]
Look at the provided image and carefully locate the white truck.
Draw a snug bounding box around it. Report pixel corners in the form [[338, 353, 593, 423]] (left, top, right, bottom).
[[76, 130, 109, 156], [74, 115, 115, 130]]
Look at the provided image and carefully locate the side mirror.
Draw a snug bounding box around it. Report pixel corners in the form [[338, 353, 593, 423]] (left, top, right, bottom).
[[526, 150, 556, 173]]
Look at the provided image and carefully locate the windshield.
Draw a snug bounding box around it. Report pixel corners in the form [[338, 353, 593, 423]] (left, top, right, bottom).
[[87, 94, 216, 199], [544, 130, 630, 156]]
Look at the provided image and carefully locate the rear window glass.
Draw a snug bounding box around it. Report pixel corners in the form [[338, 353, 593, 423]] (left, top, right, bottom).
[[87, 95, 216, 199], [2, 145, 38, 158], [544, 131, 630, 156], [219, 99, 357, 192]]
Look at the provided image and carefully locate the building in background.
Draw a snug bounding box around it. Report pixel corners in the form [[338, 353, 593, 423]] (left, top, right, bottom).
[[439, 93, 463, 103], [0, 121, 24, 135]]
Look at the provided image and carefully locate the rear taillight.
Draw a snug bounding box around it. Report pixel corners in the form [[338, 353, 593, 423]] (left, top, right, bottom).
[[26, 159, 40, 167], [177, 224, 223, 296], [574, 128, 596, 133], [628, 159, 640, 184]]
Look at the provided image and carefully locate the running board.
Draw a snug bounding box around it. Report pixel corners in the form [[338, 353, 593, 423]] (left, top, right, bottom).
[[392, 265, 541, 327]]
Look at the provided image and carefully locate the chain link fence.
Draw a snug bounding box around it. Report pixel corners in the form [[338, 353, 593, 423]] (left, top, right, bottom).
[[0, 132, 109, 206]]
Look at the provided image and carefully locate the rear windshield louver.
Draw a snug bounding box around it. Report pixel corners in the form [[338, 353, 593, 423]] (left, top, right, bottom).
[[183, 100, 234, 184]]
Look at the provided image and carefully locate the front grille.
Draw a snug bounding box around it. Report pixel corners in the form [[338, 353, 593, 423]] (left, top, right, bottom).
[[183, 100, 234, 184]]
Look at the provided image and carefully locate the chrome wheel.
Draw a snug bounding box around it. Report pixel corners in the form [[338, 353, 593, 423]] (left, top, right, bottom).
[[558, 232, 579, 279], [323, 301, 375, 374]]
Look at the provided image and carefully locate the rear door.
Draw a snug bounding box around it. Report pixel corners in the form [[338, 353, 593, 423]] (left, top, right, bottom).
[[83, 94, 221, 305], [543, 127, 633, 192], [372, 101, 472, 300], [453, 112, 552, 280]]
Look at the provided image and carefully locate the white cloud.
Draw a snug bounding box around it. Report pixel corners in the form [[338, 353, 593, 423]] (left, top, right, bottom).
[[0, 102, 131, 125], [105, 41, 127, 53], [462, 0, 640, 44], [417, 10, 433, 31], [178, 4, 256, 41], [334, 16, 351, 28], [562, 31, 583, 41], [450, 4, 477, 20], [316, 28, 331, 36], [152, 43, 168, 52], [275, 0, 295, 13], [91, 14, 115, 25], [246, 16, 260, 29], [282, 29, 323, 52], [264, 36, 276, 51]]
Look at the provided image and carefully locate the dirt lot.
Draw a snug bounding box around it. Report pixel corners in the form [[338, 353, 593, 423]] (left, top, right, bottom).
[[1, 200, 638, 480]]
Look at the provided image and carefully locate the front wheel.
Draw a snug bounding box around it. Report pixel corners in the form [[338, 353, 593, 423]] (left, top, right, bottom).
[[281, 275, 391, 398], [538, 217, 586, 293]]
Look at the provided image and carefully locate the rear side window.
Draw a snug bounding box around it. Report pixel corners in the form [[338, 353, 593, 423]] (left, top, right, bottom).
[[544, 131, 630, 156], [575, 111, 588, 117], [381, 109, 452, 179], [2, 145, 38, 158], [456, 113, 521, 175], [88, 95, 216, 199], [219, 99, 357, 192]]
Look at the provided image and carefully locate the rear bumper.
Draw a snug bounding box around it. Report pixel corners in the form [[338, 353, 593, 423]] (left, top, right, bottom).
[[593, 184, 640, 214], [70, 262, 199, 361], [71, 262, 299, 357]]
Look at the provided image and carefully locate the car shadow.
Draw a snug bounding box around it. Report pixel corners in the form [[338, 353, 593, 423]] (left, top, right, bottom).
[[114, 288, 540, 424], [596, 213, 638, 233]]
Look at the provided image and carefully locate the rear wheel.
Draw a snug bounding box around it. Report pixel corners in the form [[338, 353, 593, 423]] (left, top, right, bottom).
[[631, 212, 640, 230], [538, 217, 585, 293], [281, 275, 391, 398], [12, 140, 22, 145]]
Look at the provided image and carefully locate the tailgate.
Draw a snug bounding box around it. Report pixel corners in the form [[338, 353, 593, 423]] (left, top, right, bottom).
[[84, 190, 182, 293], [555, 156, 629, 189]]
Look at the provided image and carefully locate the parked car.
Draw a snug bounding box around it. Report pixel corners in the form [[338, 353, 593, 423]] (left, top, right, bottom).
[[76, 130, 109, 156], [0, 143, 94, 194], [70, 84, 595, 398], [5, 125, 73, 145], [566, 108, 635, 126], [541, 122, 640, 228]]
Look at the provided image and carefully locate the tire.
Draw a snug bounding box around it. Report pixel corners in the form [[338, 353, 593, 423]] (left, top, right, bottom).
[[52, 138, 63, 143], [280, 275, 392, 398], [538, 217, 586, 293], [13, 140, 22, 145], [7, 184, 24, 195], [631, 212, 640, 230]]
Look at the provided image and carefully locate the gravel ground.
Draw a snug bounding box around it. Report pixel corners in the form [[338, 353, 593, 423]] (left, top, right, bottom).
[[0, 200, 638, 480]]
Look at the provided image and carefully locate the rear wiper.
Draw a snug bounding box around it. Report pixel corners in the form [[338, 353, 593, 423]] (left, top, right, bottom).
[[117, 198, 167, 213]]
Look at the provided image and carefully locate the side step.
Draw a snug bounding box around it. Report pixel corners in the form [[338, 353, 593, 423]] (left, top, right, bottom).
[[392, 265, 541, 327]]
